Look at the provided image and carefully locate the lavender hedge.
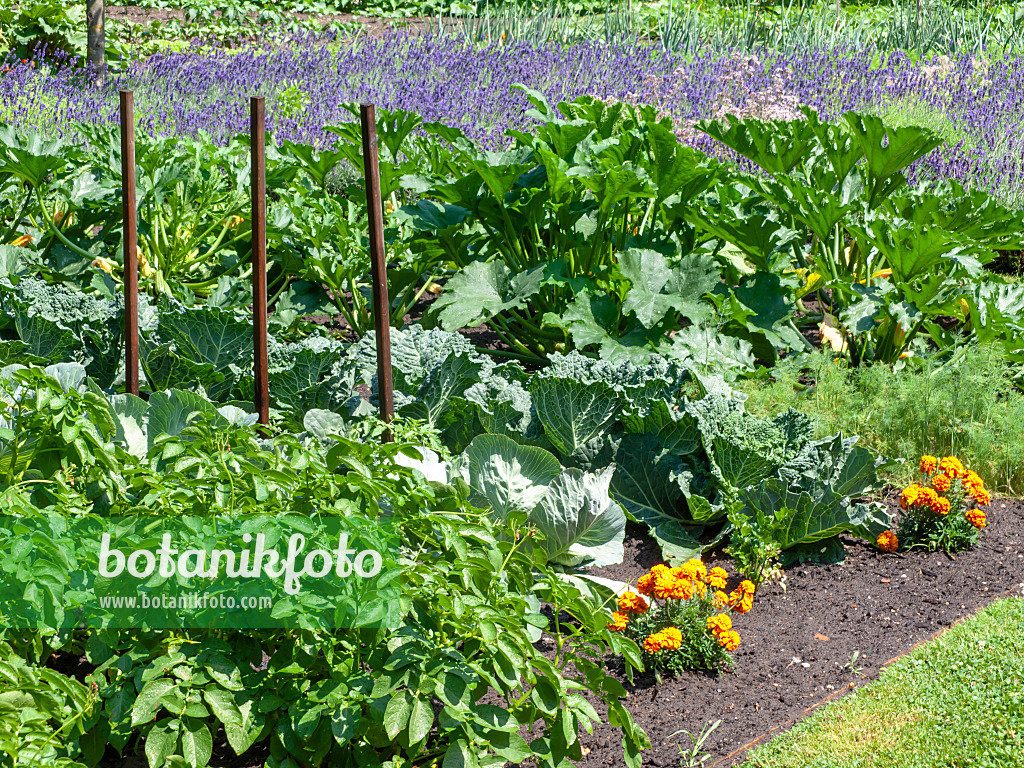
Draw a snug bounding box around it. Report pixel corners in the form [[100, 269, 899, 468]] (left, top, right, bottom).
[[3, 35, 1023, 201]]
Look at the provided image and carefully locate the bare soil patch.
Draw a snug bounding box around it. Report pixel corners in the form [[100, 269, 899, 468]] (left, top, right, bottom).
[[579, 496, 1024, 767]]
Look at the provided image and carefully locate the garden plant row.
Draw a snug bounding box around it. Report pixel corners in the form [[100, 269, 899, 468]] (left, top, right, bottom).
[[0, 66, 1020, 768]]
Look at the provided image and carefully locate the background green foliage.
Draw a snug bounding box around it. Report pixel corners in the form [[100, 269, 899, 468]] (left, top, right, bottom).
[[740, 344, 1024, 494]]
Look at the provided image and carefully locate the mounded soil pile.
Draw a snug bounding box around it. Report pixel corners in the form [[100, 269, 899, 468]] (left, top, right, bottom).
[[579, 496, 1024, 767]]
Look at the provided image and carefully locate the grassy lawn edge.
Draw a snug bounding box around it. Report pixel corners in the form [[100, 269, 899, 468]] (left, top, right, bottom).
[[740, 597, 1024, 768]]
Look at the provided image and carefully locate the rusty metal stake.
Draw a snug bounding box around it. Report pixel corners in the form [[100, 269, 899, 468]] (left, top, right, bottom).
[[119, 90, 139, 397], [360, 104, 395, 442], [251, 97, 269, 426]]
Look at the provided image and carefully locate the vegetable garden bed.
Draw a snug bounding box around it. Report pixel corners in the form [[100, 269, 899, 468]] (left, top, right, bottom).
[[6, 9, 1024, 764], [577, 498, 1024, 767]]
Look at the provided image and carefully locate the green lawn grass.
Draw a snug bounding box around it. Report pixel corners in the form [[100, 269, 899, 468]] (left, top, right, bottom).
[[742, 598, 1024, 768]]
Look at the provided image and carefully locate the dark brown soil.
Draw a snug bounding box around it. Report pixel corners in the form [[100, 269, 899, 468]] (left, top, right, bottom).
[[579, 496, 1024, 767], [989, 249, 1024, 277]]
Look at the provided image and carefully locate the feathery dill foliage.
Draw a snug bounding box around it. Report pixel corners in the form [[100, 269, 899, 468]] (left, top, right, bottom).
[[739, 345, 1024, 495]]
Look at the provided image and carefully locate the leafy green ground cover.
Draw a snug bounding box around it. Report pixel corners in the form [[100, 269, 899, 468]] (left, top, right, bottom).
[[742, 597, 1024, 768], [741, 345, 1024, 495]]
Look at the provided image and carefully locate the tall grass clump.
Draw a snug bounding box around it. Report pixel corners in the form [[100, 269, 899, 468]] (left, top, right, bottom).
[[740, 344, 1024, 494]]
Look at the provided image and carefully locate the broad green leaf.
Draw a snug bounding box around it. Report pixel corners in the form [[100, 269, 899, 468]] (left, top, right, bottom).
[[844, 112, 942, 204], [408, 352, 486, 428], [383, 690, 413, 741], [577, 164, 653, 218], [133, 679, 177, 727], [531, 376, 621, 458], [155, 304, 252, 400], [619, 249, 676, 327], [407, 695, 434, 746], [531, 466, 626, 567], [698, 115, 817, 176], [108, 393, 149, 457], [180, 718, 213, 768], [144, 719, 178, 768], [332, 704, 361, 746], [560, 291, 660, 365], [434, 260, 546, 331], [463, 434, 561, 519], [739, 479, 854, 549], [610, 434, 702, 561]]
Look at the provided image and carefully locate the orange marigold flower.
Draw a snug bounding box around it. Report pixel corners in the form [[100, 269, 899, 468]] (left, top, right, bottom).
[[643, 632, 664, 653], [712, 590, 730, 609], [679, 558, 707, 581], [738, 594, 754, 614], [876, 530, 899, 553], [965, 509, 987, 529], [919, 455, 938, 475], [692, 580, 707, 597], [738, 580, 756, 595], [650, 564, 670, 576], [970, 488, 991, 507], [607, 611, 629, 631], [900, 483, 926, 510], [729, 589, 754, 614], [931, 474, 951, 494], [707, 614, 732, 636], [660, 576, 694, 601], [938, 456, 966, 479], [660, 626, 683, 650], [930, 496, 950, 516], [964, 470, 985, 490], [618, 591, 649, 614], [636, 573, 656, 597], [717, 630, 741, 651], [706, 567, 728, 589]]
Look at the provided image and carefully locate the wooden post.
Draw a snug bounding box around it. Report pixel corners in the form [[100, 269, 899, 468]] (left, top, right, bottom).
[[250, 97, 269, 426], [119, 90, 139, 397], [359, 104, 395, 441]]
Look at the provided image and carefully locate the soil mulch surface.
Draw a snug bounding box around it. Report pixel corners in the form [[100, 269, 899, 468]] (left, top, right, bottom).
[[579, 497, 1024, 768]]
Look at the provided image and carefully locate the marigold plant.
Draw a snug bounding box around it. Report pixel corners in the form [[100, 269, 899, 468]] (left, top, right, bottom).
[[882, 455, 990, 553], [608, 559, 753, 680]]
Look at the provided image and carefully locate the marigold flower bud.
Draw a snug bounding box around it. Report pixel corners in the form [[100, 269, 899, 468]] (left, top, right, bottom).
[[876, 531, 899, 553]]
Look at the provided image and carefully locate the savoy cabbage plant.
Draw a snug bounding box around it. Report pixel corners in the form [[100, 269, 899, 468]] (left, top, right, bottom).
[[329, 326, 892, 564]]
